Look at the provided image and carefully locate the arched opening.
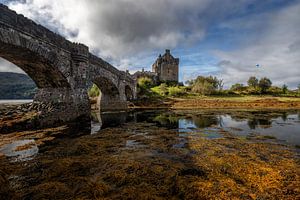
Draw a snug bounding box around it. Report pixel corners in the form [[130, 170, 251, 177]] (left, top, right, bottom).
[[90, 76, 126, 112], [0, 38, 88, 129], [125, 85, 134, 101], [0, 43, 70, 89], [0, 58, 37, 100]]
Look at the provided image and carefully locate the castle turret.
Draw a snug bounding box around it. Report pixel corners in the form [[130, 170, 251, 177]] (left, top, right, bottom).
[[152, 49, 179, 82]]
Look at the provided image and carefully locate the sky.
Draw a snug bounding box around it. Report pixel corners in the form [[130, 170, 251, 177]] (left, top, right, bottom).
[[0, 0, 299, 88]]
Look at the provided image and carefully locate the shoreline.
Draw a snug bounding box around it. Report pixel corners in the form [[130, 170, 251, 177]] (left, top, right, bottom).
[[132, 96, 300, 110], [1, 96, 300, 113]]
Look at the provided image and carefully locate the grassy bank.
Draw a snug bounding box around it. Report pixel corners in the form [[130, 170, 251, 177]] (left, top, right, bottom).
[[133, 96, 300, 109]]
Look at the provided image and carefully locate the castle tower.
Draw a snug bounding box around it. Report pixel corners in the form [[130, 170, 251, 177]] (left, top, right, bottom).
[[152, 49, 179, 82]]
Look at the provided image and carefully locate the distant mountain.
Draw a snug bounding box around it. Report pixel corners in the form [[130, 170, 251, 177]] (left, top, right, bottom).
[[0, 72, 37, 99]]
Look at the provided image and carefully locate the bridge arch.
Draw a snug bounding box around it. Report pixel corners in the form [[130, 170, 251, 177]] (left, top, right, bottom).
[[0, 27, 71, 89], [125, 85, 134, 101], [92, 76, 128, 112], [0, 4, 136, 128]]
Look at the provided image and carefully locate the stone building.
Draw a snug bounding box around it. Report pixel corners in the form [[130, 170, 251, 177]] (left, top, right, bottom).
[[152, 49, 179, 83]]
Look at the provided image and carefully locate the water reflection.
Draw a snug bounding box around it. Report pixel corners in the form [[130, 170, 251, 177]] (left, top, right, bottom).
[[92, 110, 300, 145], [0, 139, 38, 162], [91, 111, 132, 134]]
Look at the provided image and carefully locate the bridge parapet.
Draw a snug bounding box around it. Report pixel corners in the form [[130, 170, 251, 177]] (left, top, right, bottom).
[[0, 4, 74, 52], [89, 53, 136, 84], [0, 4, 137, 128]]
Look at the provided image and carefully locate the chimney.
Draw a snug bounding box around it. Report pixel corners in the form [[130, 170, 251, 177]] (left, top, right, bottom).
[[165, 49, 170, 54]]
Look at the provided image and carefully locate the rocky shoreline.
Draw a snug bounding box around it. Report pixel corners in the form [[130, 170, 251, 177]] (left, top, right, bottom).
[[0, 102, 55, 134], [1, 97, 300, 134]]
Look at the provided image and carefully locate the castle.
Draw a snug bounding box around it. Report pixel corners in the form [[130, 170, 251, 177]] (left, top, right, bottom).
[[134, 49, 179, 83], [152, 49, 179, 82]]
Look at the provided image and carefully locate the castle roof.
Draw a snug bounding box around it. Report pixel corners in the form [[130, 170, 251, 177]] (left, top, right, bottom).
[[155, 49, 179, 64]]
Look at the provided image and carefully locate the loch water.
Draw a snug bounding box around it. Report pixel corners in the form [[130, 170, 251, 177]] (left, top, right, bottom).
[[92, 109, 300, 145]]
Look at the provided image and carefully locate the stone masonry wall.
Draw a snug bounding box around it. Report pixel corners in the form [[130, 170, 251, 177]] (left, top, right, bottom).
[[0, 4, 137, 128]]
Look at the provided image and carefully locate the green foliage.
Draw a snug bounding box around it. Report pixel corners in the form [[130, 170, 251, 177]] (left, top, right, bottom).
[[230, 83, 245, 92], [137, 77, 156, 97], [88, 84, 100, 97], [150, 85, 167, 96], [161, 80, 178, 87], [168, 86, 186, 97], [282, 84, 288, 94], [267, 86, 282, 95], [191, 76, 222, 95], [185, 79, 194, 86], [247, 76, 258, 88], [259, 77, 272, 93], [159, 83, 168, 96], [138, 77, 154, 89], [151, 84, 186, 97]]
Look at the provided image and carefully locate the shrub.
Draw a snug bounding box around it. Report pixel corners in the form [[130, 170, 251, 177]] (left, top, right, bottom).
[[259, 77, 272, 94], [230, 83, 245, 92], [282, 84, 288, 94], [137, 77, 153, 89], [247, 76, 259, 88], [159, 83, 168, 96], [168, 86, 186, 97], [191, 76, 222, 95], [88, 84, 100, 97]]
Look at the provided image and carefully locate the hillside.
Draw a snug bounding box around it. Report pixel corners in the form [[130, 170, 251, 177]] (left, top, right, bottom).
[[0, 72, 37, 99]]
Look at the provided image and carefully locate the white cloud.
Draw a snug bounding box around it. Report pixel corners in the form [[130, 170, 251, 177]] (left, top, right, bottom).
[[214, 2, 300, 89], [0, 0, 299, 89], [0, 58, 24, 73], [4, 0, 254, 71]]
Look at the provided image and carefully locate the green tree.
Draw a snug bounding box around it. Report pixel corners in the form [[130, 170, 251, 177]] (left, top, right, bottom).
[[259, 77, 272, 93], [247, 76, 258, 88], [282, 84, 288, 94], [298, 84, 300, 92], [138, 77, 153, 89], [191, 76, 221, 95], [168, 86, 185, 96], [230, 83, 244, 91]]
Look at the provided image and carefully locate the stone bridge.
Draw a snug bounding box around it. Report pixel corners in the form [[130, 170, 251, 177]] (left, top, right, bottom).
[[0, 4, 136, 127]]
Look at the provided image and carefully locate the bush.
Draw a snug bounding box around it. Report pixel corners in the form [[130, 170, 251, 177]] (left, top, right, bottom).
[[247, 76, 259, 88], [138, 77, 154, 89], [159, 83, 168, 96], [151, 84, 168, 96], [282, 84, 288, 94], [88, 84, 100, 97], [168, 86, 186, 97], [230, 83, 245, 92], [259, 77, 272, 94], [191, 76, 222, 95]]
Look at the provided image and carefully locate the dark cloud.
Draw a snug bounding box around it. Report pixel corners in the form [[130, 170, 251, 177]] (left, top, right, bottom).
[[1, 0, 299, 88], [6, 0, 266, 59]]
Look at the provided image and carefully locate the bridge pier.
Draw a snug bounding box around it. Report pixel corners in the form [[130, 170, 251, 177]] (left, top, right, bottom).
[[34, 88, 91, 127], [97, 94, 128, 112]]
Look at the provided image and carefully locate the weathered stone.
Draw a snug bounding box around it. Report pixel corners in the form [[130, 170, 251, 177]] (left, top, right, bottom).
[[0, 4, 137, 127], [152, 49, 179, 82]]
